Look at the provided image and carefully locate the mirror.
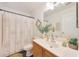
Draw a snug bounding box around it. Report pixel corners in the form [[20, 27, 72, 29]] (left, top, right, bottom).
[[44, 2, 77, 37]]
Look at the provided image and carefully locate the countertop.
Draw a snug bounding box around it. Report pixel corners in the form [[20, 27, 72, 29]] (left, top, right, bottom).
[[33, 38, 79, 57]]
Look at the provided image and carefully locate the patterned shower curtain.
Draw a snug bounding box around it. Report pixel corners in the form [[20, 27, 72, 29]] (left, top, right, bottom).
[[0, 11, 36, 56]]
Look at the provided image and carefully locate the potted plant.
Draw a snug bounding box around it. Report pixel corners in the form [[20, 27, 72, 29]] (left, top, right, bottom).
[[68, 38, 78, 50], [36, 20, 52, 41]]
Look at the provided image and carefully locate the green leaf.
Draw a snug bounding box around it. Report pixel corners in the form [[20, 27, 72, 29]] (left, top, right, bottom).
[[69, 38, 78, 46]]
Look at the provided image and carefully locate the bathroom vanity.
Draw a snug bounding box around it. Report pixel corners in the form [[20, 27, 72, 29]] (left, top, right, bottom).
[[32, 38, 79, 57], [33, 40, 57, 57]]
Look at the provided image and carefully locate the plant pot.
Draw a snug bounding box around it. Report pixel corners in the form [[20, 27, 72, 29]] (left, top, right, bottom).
[[68, 43, 78, 50], [43, 33, 49, 41]]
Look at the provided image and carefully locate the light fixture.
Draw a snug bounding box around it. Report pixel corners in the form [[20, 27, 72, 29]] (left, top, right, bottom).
[[46, 2, 65, 10], [46, 2, 54, 10], [60, 2, 65, 4]]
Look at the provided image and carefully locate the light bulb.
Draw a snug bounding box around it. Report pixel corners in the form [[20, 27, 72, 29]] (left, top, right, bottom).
[[60, 2, 65, 4], [46, 2, 54, 10]]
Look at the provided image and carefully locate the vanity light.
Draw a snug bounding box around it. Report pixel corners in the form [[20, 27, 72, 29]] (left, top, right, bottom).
[[46, 2, 54, 10], [46, 2, 65, 10], [60, 2, 65, 4]]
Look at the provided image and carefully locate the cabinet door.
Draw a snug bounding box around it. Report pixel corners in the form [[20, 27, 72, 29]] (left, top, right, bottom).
[[43, 49, 57, 57], [33, 42, 43, 57]]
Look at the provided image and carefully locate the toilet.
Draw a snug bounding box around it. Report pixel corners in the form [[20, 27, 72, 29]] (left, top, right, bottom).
[[23, 44, 33, 57]]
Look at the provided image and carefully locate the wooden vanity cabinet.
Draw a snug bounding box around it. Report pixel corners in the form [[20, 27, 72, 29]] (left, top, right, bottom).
[[43, 49, 57, 57], [33, 41, 57, 57], [32, 42, 43, 57]]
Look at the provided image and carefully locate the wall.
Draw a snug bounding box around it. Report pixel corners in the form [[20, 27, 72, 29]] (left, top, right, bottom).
[[0, 4, 31, 17], [30, 5, 47, 38], [30, 4, 47, 20], [0, 2, 48, 38], [44, 3, 79, 38], [0, 3, 40, 38]]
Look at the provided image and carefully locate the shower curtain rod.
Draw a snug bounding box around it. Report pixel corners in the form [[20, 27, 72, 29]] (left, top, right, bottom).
[[0, 9, 35, 19]]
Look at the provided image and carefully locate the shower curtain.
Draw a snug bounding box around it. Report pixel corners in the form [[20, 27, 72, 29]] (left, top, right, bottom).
[[0, 11, 4, 56], [0, 11, 36, 56]]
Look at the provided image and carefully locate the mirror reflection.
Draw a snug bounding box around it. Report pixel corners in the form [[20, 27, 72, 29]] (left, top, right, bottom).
[[38, 2, 78, 50], [43, 2, 77, 37]]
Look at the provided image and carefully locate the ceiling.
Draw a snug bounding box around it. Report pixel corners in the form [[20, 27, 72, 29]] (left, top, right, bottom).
[[44, 2, 72, 17], [0, 2, 46, 14]]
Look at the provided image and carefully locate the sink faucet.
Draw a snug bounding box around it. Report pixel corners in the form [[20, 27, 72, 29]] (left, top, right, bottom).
[[49, 34, 57, 48]]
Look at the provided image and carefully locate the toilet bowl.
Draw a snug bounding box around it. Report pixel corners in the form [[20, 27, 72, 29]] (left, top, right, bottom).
[[23, 44, 33, 57]]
